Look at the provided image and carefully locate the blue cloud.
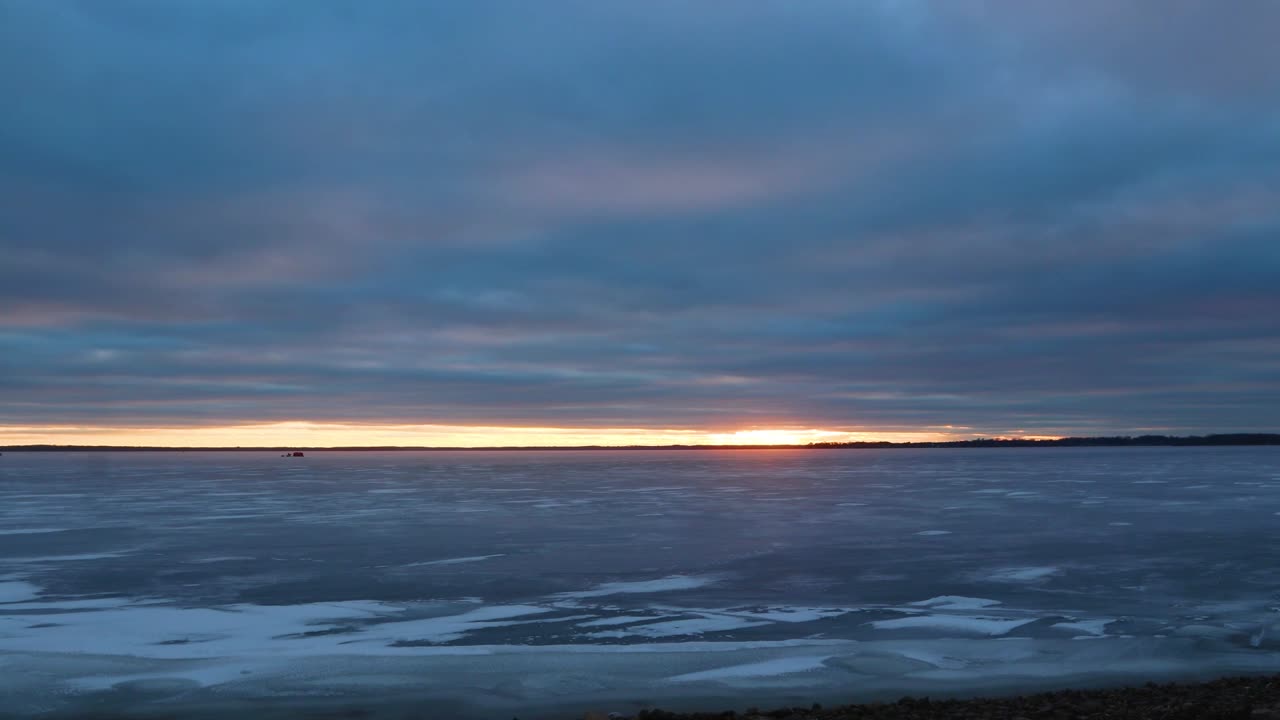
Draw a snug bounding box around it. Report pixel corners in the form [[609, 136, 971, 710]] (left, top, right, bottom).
[[1, 1, 1277, 436]]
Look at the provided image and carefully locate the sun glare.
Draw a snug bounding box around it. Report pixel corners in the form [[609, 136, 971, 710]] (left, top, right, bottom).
[[706, 428, 952, 445]]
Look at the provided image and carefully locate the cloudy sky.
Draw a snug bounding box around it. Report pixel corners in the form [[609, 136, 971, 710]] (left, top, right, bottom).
[[2, 1, 1278, 446]]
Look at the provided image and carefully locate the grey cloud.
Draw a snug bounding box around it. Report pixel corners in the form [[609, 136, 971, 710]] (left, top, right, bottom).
[[1, 1, 1277, 437]]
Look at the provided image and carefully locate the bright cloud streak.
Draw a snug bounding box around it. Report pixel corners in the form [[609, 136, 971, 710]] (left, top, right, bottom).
[[0, 423, 956, 448]]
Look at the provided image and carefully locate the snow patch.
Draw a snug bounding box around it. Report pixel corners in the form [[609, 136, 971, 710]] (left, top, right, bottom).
[[557, 575, 718, 599], [1052, 619, 1113, 636], [731, 607, 851, 623], [0, 581, 41, 603], [405, 554, 505, 567], [869, 615, 1038, 636], [384, 605, 559, 644], [909, 596, 1002, 611], [668, 656, 831, 682]]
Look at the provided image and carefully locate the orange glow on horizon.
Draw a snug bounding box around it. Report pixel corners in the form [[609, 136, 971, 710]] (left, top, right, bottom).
[[0, 422, 958, 448]]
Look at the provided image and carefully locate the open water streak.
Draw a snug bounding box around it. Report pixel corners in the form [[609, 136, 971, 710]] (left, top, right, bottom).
[[2, 447, 1280, 718]]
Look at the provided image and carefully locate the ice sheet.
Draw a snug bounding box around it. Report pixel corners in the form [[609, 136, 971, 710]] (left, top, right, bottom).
[[4, 447, 1280, 718], [578, 615, 663, 627], [585, 615, 770, 639], [5, 551, 137, 563], [0, 580, 41, 603], [557, 575, 719, 598], [730, 607, 851, 623], [405, 554, 506, 567], [381, 605, 563, 643], [984, 566, 1060, 582], [869, 614, 1039, 636], [668, 656, 832, 682], [1053, 619, 1114, 636], [908, 596, 1003, 610]]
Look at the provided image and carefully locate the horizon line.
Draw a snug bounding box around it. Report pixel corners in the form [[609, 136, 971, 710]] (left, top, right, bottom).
[[3, 433, 1277, 452]]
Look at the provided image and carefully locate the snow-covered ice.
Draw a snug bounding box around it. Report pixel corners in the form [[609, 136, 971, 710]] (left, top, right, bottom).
[[0, 580, 41, 603], [1052, 619, 1114, 636], [405, 553, 506, 566], [2, 447, 1280, 718], [908, 596, 1003, 610], [869, 615, 1038, 636], [668, 656, 832, 682], [584, 615, 770, 639], [984, 566, 1061, 583], [556, 575, 720, 598]]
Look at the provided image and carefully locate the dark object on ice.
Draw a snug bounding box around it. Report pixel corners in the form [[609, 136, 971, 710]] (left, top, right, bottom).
[[281, 451, 305, 457]]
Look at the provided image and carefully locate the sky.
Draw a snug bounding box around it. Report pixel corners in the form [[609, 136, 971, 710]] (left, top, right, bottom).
[[1, 1, 1278, 447]]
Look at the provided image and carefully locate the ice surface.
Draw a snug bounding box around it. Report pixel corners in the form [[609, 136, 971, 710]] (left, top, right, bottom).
[[557, 575, 720, 598], [0, 580, 41, 603], [984, 566, 1061, 582], [1052, 619, 1113, 636], [3, 447, 1280, 718], [6, 551, 137, 563], [869, 614, 1038, 636], [731, 607, 851, 623], [584, 614, 771, 639], [578, 615, 662, 627], [380, 605, 563, 643], [0, 600, 407, 659], [909, 596, 1003, 610], [0, 596, 138, 610], [668, 656, 832, 682], [405, 554, 506, 566]]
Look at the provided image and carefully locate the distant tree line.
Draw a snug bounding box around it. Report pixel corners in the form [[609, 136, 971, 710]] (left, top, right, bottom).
[[808, 434, 1280, 449]]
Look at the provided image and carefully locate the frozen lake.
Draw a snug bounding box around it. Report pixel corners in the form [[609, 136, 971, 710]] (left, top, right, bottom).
[[3, 447, 1280, 718]]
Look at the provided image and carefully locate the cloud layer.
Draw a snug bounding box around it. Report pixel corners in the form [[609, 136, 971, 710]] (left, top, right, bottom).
[[2, 1, 1278, 439]]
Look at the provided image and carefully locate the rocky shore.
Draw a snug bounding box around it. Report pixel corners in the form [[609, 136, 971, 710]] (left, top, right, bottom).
[[582, 674, 1280, 720]]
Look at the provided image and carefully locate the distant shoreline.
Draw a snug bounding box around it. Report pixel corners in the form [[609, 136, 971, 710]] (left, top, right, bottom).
[[2, 433, 1277, 452], [615, 672, 1280, 720]]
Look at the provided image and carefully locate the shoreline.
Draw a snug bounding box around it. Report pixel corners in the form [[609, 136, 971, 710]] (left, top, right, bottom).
[[24, 673, 1280, 720], [601, 673, 1280, 719]]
